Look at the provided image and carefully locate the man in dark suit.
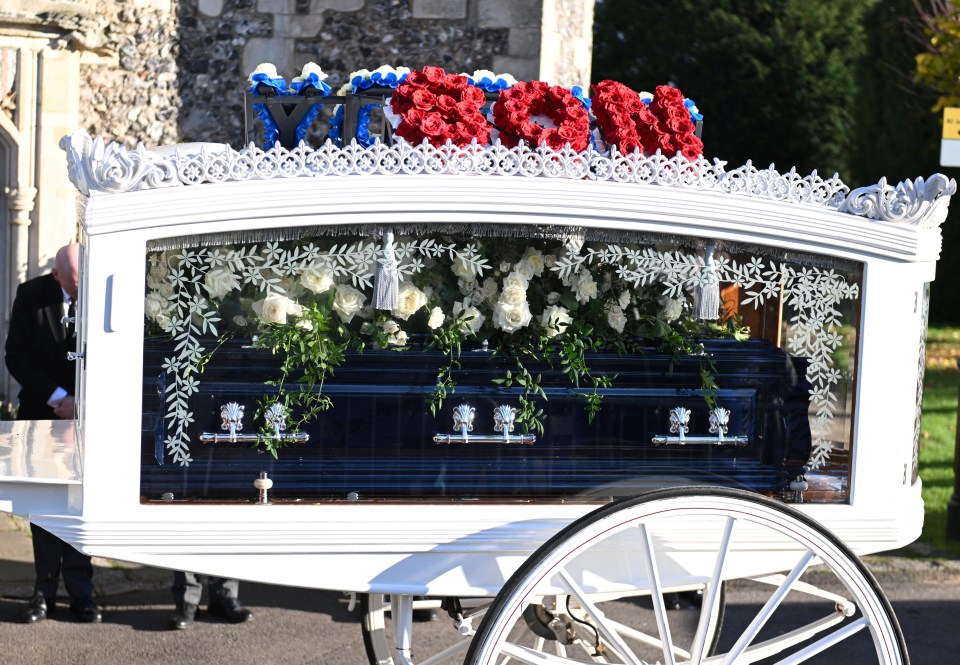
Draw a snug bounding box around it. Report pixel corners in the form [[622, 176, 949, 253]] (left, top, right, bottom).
[[4, 242, 102, 623]]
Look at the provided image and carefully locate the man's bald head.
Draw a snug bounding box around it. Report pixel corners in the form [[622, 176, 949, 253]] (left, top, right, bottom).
[[52, 243, 80, 300]]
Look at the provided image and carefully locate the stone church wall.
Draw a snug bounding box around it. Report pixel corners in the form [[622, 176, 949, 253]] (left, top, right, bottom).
[[79, 0, 593, 148]]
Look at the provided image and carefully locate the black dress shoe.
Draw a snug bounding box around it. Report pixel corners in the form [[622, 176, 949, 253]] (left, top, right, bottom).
[[19, 592, 53, 624], [208, 596, 254, 624], [167, 602, 198, 630], [69, 597, 102, 623]]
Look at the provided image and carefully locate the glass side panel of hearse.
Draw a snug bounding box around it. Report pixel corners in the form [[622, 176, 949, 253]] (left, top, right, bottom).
[[139, 224, 861, 505]]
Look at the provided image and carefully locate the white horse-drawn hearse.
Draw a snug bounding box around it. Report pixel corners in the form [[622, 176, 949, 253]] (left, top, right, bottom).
[[1, 64, 955, 664]]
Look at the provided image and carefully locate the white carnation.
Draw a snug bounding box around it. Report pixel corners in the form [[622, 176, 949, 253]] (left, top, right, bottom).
[[427, 306, 445, 329], [540, 305, 572, 338], [332, 284, 366, 323], [392, 281, 428, 320], [605, 303, 628, 334], [249, 62, 280, 81]]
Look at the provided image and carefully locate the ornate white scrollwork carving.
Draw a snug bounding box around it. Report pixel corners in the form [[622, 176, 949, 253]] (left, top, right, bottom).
[[841, 173, 958, 227], [60, 130, 955, 227]]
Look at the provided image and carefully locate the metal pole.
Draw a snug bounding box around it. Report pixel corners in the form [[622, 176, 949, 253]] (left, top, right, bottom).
[[946, 358, 960, 541]]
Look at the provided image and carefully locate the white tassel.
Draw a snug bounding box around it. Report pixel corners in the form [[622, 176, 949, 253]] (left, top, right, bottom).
[[373, 229, 399, 310], [694, 242, 721, 320]]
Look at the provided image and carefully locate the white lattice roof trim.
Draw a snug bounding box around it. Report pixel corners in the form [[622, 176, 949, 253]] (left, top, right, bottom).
[[60, 131, 955, 228]]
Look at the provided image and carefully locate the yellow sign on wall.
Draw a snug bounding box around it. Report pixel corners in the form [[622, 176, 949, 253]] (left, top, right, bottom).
[[943, 107, 960, 139]]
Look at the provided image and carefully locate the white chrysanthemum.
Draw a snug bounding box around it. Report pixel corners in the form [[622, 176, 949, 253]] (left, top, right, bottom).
[[605, 303, 628, 334], [540, 305, 572, 338], [298, 62, 327, 81], [658, 295, 684, 322], [249, 63, 279, 81], [252, 293, 303, 325], [427, 306, 445, 329], [392, 281, 428, 320], [300, 266, 336, 294], [332, 284, 366, 323]]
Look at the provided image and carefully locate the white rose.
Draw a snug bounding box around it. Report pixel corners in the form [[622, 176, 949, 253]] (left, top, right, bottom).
[[499, 284, 528, 308], [145, 292, 170, 320], [481, 277, 499, 305], [493, 300, 532, 333], [499, 261, 512, 273], [332, 284, 366, 323], [204, 267, 240, 300], [297, 318, 314, 331], [658, 295, 684, 322], [451, 257, 477, 280], [503, 271, 529, 290], [618, 290, 632, 309], [514, 258, 536, 281], [233, 315, 249, 328], [540, 305, 572, 338], [544, 254, 558, 268], [382, 319, 400, 334], [301, 266, 335, 294], [428, 306, 445, 329], [546, 291, 561, 305], [453, 300, 486, 335], [392, 281, 427, 320], [458, 277, 477, 295], [573, 270, 598, 304], [605, 303, 628, 334], [149, 259, 169, 281], [521, 248, 545, 276], [158, 282, 175, 299], [252, 293, 302, 324]]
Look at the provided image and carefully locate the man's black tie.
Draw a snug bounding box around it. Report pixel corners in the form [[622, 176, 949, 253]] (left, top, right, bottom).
[[66, 300, 76, 341]]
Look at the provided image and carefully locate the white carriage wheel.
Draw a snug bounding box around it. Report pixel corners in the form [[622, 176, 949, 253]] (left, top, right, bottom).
[[466, 487, 908, 665]]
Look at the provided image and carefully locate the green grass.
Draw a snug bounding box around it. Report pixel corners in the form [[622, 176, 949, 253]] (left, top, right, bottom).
[[917, 327, 960, 557]]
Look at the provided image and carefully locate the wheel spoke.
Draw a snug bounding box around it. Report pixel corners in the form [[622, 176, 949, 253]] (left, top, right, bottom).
[[638, 523, 677, 665], [556, 567, 645, 665], [690, 516, 735, 662], [772, 617, 869, 665], [720, 549, 816, 665]]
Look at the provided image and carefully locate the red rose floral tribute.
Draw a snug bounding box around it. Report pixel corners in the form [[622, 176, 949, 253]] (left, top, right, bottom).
[[591, 81, 703, 160], [389, 66, 490, 148], [492, 80, 591, 152]]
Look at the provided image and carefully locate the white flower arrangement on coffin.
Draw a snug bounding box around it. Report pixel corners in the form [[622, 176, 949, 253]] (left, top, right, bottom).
[[146, 231, 781, 462]]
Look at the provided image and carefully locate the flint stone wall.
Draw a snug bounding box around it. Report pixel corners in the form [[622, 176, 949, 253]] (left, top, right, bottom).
[[79, 0, 594, 148]]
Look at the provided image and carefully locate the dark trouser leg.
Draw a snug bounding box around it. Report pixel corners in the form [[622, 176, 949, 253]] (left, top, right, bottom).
[[30, 524, 64, 600], [60, 541, 94, 600], [171, 571, 204, 607], [207, 577, 240, 601]]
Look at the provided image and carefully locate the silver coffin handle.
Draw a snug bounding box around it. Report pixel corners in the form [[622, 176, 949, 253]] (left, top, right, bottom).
[[434, 404, 536, 445], [651, 406, 748, 446], [199, 401, 309, 444]]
